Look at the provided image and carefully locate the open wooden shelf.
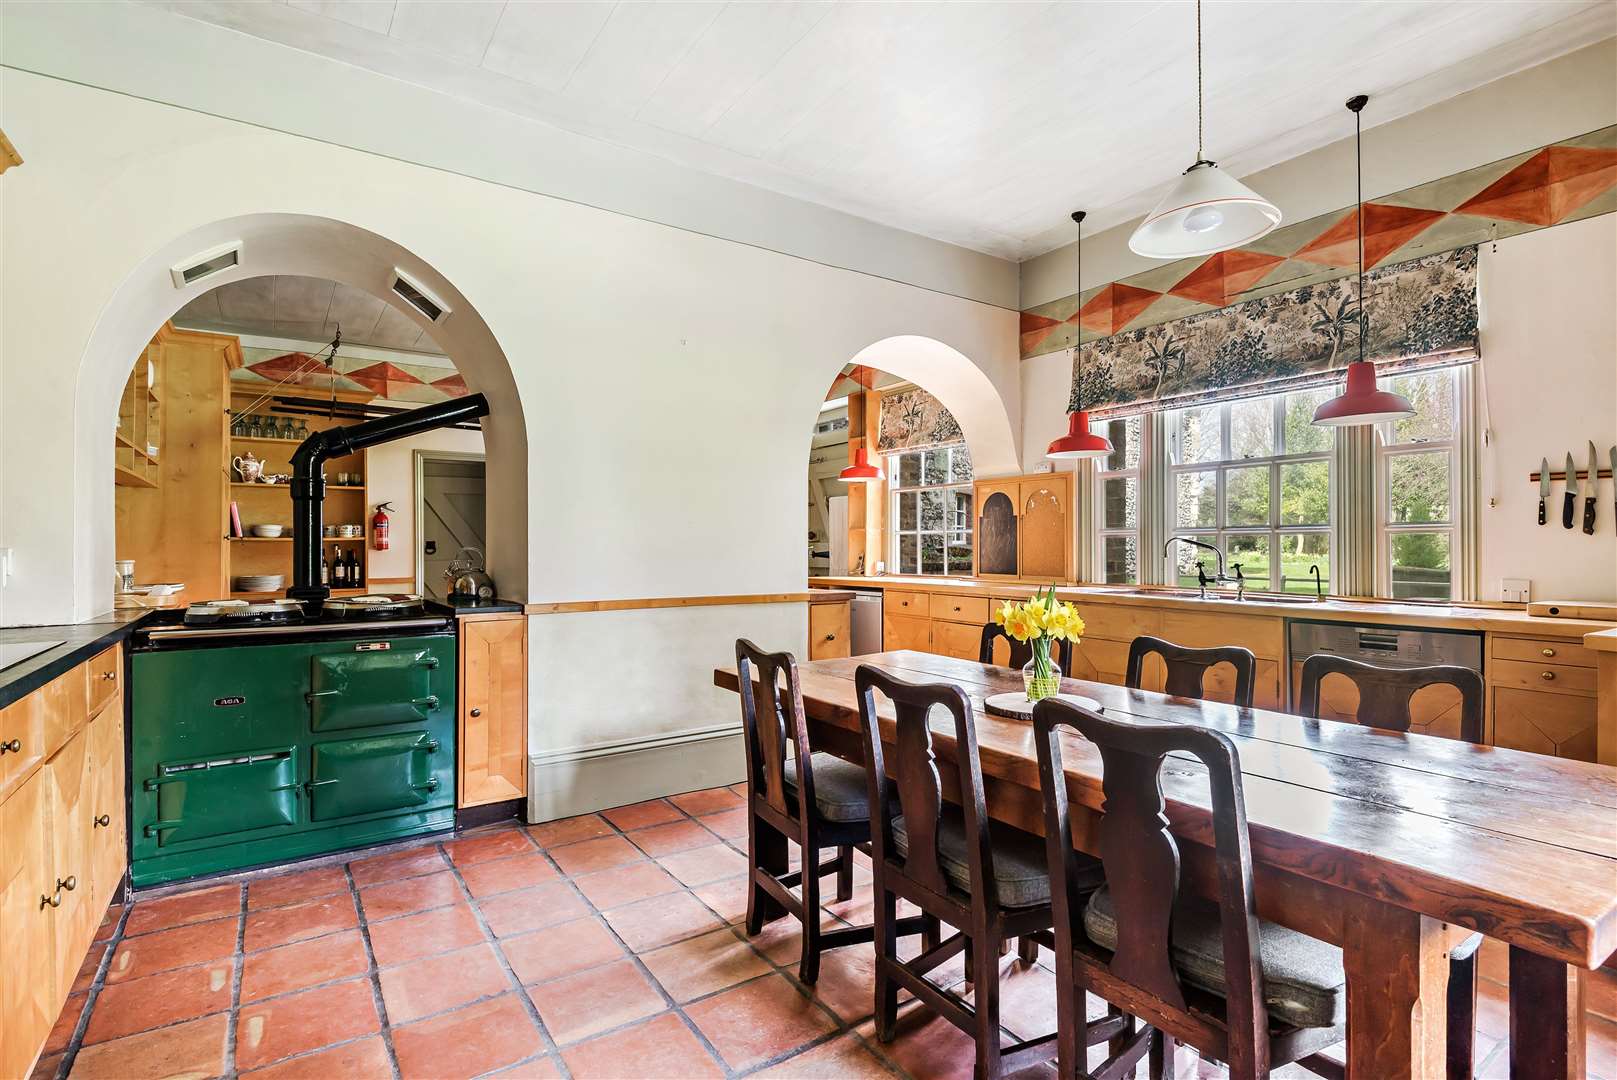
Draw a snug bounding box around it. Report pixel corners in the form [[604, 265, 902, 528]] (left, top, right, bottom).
[[114, 464, 157, 489], [229, 535, 366, 543], [230, 483, 366, 492]]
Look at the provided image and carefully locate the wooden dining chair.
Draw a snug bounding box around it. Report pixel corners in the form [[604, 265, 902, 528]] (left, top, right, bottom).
[[735, 639, 907, 984], [1032, 694, 1345, 1080], [1125, 635, 1257, 708], [854, 663, 1111, 1080], [1297, 653, 1485, 1079], [979, 623, 1074, 675]]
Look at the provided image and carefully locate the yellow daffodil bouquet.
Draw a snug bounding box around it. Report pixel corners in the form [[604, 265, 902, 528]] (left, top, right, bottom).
[[993, 585, 1085, 702]]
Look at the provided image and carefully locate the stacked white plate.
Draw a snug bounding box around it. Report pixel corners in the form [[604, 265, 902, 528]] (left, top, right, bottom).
[[232, 574, 284, 593]]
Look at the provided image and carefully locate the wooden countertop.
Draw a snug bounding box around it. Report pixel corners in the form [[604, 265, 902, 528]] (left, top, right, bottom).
[[1586, 628, 1617, 653], [810, 576, 1617, 638], [806, 589, 856, 605]]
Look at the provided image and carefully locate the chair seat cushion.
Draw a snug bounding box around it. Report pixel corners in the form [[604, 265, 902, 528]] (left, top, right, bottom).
[[1083, 886, 1345, 1029], [783, 752, 877, 823], [892, 808, 1099, 909]]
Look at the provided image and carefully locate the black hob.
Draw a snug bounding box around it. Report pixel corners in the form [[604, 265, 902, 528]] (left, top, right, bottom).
[[134, 595, 452, 649]]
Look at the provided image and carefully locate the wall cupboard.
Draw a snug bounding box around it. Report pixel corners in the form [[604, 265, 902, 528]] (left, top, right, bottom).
[[972, 472, 1073, 584], [0, 646, 126, 1080]]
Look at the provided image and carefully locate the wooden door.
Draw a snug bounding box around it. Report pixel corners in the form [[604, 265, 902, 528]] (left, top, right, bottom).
[[1017, 476, 1071, 583], [883, 613, 932, 652], [88, 702, 126, 913], [0, 768, 56, 1080], [46, 729, 95, 1000], [1491, 688, 1598, 761], [808, 603, 851, 661], [974, 481, 1019, 579], [458, 615, 528, 808]]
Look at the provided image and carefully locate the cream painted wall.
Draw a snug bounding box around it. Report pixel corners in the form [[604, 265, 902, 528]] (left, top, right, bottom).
[[364, 428, 487, 588], [1478, 214, 1617, 603]]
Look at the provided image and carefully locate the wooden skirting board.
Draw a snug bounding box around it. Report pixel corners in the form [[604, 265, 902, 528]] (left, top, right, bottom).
[[525, 593, 813, 614]]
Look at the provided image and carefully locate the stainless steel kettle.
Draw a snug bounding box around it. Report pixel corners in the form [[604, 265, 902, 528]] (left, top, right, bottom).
[[445, 547, 497, 602]]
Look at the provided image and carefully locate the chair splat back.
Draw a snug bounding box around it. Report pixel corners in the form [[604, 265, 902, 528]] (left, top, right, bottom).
[[1125, 635, 1257, 708], [1032, 696, 1269, 1072], [1297, 653, 1484, 742], [855, 665, 996, 908], [735, 639, 815, 822], [979, 623, 1073, 676]]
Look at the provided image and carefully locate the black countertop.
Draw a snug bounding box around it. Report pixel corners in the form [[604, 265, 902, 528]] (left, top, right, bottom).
[[0, 610, 157, 711], [446, 599, 524, 616]]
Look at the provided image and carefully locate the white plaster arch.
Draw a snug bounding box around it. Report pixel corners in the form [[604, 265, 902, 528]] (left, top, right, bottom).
[[72, 213, 527, 619]]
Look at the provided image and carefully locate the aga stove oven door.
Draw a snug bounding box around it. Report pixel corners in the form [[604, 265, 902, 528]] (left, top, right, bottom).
[[145, 748, 300, 846], [307, 647, 441, 731], [308, 732, 446, 820]]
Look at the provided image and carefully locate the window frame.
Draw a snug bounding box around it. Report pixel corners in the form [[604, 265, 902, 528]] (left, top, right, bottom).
[[1375, 367, 1462, 601], [886, 444, 974, 577], [1093, 417, 1143, 585]]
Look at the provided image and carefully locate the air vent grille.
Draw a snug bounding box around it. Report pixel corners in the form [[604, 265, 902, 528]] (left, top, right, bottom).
[[391, 272, 448, 323], [170, 242, 242, 288]]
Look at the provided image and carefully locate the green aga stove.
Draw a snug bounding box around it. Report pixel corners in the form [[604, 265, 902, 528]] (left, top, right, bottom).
[[130, 594, 458, 886]]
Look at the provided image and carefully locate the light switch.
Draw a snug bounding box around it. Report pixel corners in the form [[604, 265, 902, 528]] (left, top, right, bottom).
[[1500, 578, 1530, 603]]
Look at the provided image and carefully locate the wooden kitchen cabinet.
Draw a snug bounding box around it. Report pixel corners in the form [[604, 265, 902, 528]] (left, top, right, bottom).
[[45, 728, 94, 998], [883, 612, 932, 652], [931, 620, 983, 661], [0, 768, 55, 1080], [1292, 662, 1468, 739], [1488, 635, 1599, 761], [88, 701, 126, 915], [972, 473, 1073, 584], [808, 600, 851, 661], [458, 614, 528, 808]]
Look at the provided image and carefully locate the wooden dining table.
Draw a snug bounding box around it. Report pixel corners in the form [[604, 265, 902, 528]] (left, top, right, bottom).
[[714, 650, 1617, 1080]]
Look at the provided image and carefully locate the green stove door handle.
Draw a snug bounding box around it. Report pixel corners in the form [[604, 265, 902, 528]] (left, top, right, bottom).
[[306, 778, 340, 791], [144, 775, 181, 790], [412, 778, 440, 794], [144, 819, 183, 836], [412, 695, 440, 710], [305, 689, 341, 703], [417, 656, 440, 669], [425, 739, 441, 753]]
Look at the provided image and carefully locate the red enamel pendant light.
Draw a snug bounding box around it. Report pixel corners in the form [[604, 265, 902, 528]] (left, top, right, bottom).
[[1313, 95, 1414, 428], [1048, 211, 1114, 460], [839, 446, 882, 482]]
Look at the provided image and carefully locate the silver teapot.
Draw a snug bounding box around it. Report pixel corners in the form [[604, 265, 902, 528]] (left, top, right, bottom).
[[445, 547, 496, 602]]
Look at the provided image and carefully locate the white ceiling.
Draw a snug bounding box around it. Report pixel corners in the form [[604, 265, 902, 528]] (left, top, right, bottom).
[[154, 1, 1616, 261], [173, 275, 447, 354]]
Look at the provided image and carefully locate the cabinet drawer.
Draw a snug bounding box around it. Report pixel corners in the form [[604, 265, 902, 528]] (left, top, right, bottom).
[[1490, 636, 1594, 668], [887, 591, 930, 617], [1491, 688, 1597, 761], [0, 691, 45, 801], [808, 603, 850, 661], [87, 645, 121, 716], [1489, 657, 1597, 695], [932, 621, 984, 662], [933, 595, 989, 625]]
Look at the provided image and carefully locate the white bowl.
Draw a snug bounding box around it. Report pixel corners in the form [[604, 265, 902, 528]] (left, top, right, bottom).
[[249, 525, 285, 538]]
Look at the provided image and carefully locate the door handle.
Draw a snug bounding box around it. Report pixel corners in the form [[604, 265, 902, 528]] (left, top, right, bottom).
[[411, 778, 440, 794], [0, 738, 20, 754], [305, 689, 341, 703], [425, 739, 440, 753], [306, 778, 340, 792], [94, 814, 111, 828], [416, 656, 440, 669], [145, 819, 183, 836], [412, 695, 439, 710]]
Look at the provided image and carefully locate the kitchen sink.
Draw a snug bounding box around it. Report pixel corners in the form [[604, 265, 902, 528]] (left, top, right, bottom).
[[1111, 589, 1322, 606]]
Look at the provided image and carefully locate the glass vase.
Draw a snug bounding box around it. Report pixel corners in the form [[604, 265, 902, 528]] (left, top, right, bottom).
[[1022, 649, 1061, 703]]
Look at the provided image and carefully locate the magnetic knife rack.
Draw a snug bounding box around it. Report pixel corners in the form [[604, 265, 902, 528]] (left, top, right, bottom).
[[1527, 468, 1614, 481]]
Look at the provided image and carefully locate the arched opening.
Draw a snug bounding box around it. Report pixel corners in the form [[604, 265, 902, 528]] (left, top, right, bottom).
[[71, 213, 528, 619]]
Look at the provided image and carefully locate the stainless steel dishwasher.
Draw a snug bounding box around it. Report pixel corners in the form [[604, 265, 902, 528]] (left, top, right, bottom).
[[1287, 619, 1483, 674], [849, 589, 884, 655]]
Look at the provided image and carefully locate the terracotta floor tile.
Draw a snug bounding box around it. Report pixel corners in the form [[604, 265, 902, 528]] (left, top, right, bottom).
[[756, 1033, 896, 1079], [804, 941, 880, 1023], [245, 892, 359, 953], [240, 928, 370, 1003], [685, 973, 838, 1071], [93, 903, 123, 943], [974, 959, 1060, 1042], [671, 787, 746, 817], [347, 844, 449, 887], [234, 977, 380, 1071], [391, 993, 543, 1080], [627, 819, 721, 858], [602, 891, 726, 951], [378, 942, 511, 1023], [641, 927, 772, 1003], [602, 799, 685, 832], [486, 1054, 567, 1079], [246, 866, 350, 910], [659, 843, 749, 887], [29, 1052, 60, 1080], [105, 916, 238, 984], [856, 999, 980, 1080], [549, 835, 644, 876], [525, 958, 667, 1045], [123, 884, 241, 937], [68, 1013, 229, 1080], [500, 916, 625, 986], [478, 881, 590, 938], [44, 992, 86, 1055], [574, 861, 682, 910], [445, 828, 536, 867], [358, 870, 463, 921], [368, 901, 484, 968], [82, 959, 235, 1044], [692, 874, 750, 923], [527, 814, 613, 849], [461, 852, 560, 898], [561, 1012, 724, 1079], [702, 807, 750, 840], [72, 940, 110, 993], [240, 1035, 393, 1079]]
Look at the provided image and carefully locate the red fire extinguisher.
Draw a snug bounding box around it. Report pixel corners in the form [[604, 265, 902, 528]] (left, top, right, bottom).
[[372, 502, 392, 551]]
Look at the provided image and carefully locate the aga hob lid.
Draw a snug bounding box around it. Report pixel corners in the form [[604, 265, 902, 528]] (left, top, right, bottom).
[[321, 594, 427, 620], [184, 598, 305, 626]]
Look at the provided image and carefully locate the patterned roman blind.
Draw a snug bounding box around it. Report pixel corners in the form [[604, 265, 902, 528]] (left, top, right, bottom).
[[1069, 246, 1479, 419], [876, 386, 965, 453]]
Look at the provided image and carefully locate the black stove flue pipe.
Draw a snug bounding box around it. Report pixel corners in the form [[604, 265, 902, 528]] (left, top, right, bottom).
[[286, 394, 490, 603]]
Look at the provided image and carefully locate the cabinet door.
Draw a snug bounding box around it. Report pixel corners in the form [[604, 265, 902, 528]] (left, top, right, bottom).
[[46, 729, 95, 1002], [1070, 637, 1131, 685], [0, 768, 57, 1080], [808, 603, 851, 661], [458, 616, 527, 808], [975, 481, 1019, 578], [1491, 688, 1598, 761], [932, 621, 983, 663], [88, 702, 127, 914], [1017, 477, 1071, 582], [883, 614, 932, 653]]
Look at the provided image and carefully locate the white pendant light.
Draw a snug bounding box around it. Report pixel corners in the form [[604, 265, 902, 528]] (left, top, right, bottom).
[[1129, 0, 1280, 259], [1048, 211, 1114, 461]]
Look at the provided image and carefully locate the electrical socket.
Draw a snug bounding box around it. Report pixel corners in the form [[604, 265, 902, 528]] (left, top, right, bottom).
[[1500, 578, 1530, 603], [0, 548, 11, 587]]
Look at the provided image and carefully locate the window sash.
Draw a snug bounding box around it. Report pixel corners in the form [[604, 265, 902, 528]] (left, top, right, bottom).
[[889, 446, 972, 576], [1374, 369, 1462, 599]]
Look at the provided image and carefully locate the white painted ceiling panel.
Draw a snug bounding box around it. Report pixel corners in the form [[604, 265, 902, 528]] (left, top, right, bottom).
[[172, 275, 444, 355], [147, 0, 1617, 260]]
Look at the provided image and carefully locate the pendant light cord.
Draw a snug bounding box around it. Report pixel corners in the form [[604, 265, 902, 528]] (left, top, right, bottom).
[[1355, 103, 1366, 363], [1195, 0, 1205, 163], [1071, 210, 1086, 411]]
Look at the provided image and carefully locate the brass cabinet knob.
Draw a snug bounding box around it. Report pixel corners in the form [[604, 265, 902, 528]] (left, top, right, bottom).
[[469, 708, 481, 718], [40, 891, 61, 910], [58, 876, 76, 893], [1540, 671, 1555, 681], [1541, 647, 1556, 657], [94, 814, 111, 828], [100, 671, 116, 681], [0, 738, 20, 754], [824, 634, 836, 642]]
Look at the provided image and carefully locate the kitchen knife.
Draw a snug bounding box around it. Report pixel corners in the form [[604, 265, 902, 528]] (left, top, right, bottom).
[[1562, 452, 1578, 529], [1538, 457, 1551, 525], [1583, 441, 1600, 534]]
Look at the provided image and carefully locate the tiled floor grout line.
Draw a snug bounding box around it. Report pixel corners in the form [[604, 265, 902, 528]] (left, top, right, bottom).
[[51, 899, 136, 1079], [223, 883, 247, 1077], [346, 862, 406, 1080]]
